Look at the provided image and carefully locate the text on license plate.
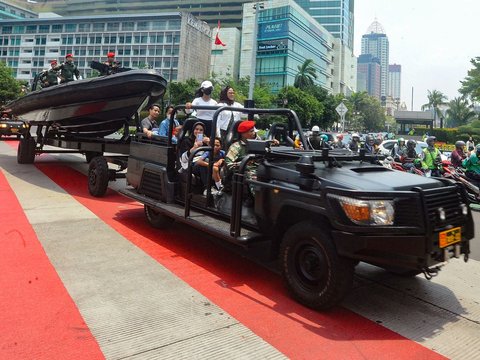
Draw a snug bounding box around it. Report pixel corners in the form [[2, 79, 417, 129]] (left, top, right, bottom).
[[439, 227, 461, 248], [11, 128, 18, 133]]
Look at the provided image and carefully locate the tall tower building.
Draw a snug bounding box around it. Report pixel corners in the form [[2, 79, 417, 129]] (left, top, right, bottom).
[[388, 64, 401, 100], [357, 54, 381, 99], [294, 0, 354, 49], [361, 20, 389, 98]]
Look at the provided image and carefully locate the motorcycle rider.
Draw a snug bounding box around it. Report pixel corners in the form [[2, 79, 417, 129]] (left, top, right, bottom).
[[421, 136, 442, 177], [363, 134, 377, 154], [402, 139, 418, 172], [462, 145, 480, 183], [349, 133, 360, 152], [450, 140, 466, 168], [392, 137, 407, 160], [335, 133, 346, 149], [308, 126, 323, 150]]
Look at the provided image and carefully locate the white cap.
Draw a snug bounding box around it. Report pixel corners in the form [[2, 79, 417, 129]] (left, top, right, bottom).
[[201, 80, 213, 89], [311, 125, 320, 132]]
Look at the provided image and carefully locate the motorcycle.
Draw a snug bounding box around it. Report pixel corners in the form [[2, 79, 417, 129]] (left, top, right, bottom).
[[441, 160, 480, 205]]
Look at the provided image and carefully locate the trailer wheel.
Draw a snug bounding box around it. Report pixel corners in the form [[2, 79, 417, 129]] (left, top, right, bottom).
[[17, 137, 36, 164], [280, 221, 355, 310], [85, 151, 103, 163], [144, 205, 174, 229], [88, 156, 109, 197]]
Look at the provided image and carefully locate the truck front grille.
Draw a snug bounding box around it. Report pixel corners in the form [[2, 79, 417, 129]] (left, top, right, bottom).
[[423, 187, 465, 231]]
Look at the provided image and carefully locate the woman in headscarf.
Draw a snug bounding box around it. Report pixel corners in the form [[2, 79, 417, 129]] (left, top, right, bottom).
[[178, 121, 210, 172]]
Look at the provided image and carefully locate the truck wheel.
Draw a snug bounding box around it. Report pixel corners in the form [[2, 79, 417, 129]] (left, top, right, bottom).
[[17, 137, 36, 164], [280, 221, 355, 310], [144, 205, 174, 228], [85, 151, 103, 163], [88, 156, 109, 197]]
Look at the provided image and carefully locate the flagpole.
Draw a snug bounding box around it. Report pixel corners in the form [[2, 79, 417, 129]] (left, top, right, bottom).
[[246, 2, 263, 116]]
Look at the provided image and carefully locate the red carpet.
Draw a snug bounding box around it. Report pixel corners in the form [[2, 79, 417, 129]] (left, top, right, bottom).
[[35, 160, 446, 360], [0, 170, 104, 360]]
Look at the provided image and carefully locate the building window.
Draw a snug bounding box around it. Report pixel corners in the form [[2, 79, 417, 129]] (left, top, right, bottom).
[[39, 25, 49, 33], [151, 21, 166, 30], [65, 24, 77, 32], [36, 37, 46, 45], [2, 26, 12, 34], [168, 20, 180, 30], [93, 23, 105, 32], [78, 23, 90, 32], [122, 22, 135, 31], [107, 22, 120, 31], [13, 26, 25, 34], [26, 25, 36, 34], [137, 22, 149, 31], [212, 50, 223, 55], [51, 24, 63, 33]]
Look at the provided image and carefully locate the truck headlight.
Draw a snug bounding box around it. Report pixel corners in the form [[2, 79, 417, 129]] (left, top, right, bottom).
[[332, 195, 395, 226], [0, 124, 7, 128]]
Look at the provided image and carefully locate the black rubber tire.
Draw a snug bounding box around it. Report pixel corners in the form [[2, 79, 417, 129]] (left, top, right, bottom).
[[280, 221, 355, 310], [88, 156, 109, 197], [17, 137, 36, 164], [144, 205, 174, 229], [85, 151, 103, 163]]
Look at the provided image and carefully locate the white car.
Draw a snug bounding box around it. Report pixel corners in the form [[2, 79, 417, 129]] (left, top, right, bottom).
[[378, 140, 447, 160]]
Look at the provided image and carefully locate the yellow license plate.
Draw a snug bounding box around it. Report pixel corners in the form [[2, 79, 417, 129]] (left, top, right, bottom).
[[439, 227, 461, 248], [11, 128, 18, 133]]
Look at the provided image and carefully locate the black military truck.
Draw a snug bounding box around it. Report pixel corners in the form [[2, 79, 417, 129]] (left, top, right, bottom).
[[116, 107, 473, 310]]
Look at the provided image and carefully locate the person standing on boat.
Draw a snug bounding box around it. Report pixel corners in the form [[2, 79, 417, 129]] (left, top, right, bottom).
[[40, 59, 59, 88], [141, 104, 161, 138], [56, 54, 80, 83], [101, 52, 121, 76]]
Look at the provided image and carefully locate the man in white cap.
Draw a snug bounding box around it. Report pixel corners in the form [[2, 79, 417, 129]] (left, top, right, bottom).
[[186, 80, 218, 121]]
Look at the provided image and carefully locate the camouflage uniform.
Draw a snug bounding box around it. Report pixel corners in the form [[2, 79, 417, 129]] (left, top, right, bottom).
[[100, 61, 121, 76], [225, 140, 257, 194], [56, 61, 80, 83], [40, 68, 59, 87]]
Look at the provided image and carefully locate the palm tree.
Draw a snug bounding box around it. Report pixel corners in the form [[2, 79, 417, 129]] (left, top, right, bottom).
[[445, 97, 477, 127], [294, 59, 317, 89], [421, 89, 448, 128]]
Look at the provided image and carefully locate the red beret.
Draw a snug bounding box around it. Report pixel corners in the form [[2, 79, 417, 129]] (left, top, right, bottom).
[[66, 53, 73, 58], [107, 52, 115, 58], [50, 59, 57, 64], [238, 120, 256, 134]]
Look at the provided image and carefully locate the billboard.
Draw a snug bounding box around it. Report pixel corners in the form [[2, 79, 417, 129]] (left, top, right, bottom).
[[257, 39, 288, 52], [258, 20, 289, 39]]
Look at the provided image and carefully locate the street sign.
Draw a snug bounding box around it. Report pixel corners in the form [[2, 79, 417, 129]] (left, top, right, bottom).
[[335, 102, 348, 117]]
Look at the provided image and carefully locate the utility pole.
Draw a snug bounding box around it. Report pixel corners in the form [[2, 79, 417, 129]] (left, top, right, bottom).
[[246, 2, 263, 112]]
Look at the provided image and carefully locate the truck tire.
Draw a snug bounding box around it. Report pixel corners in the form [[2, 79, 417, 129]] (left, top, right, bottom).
[[17, 137, 36, 164], [88, 156, 109, 197], [144, 205, 174, 229], [85, 151, 103, 163], [280, 221, 355, 310]]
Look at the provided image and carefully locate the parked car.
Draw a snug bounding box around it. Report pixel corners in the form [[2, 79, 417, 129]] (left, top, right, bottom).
[[0, 115, 28, 139], [378, 139, 447, 160]]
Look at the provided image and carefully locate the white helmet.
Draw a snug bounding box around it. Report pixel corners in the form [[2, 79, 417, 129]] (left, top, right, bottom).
[[311, 125, 320, 132], [352, 133, 360, 139]]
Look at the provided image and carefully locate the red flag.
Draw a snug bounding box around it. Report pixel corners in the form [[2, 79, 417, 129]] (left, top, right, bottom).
[[214, 20, 226, 46]]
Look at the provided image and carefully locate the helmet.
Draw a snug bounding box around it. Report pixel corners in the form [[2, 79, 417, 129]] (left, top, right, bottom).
[[352, 133, 360, 140], [366, 134, 375, 145], [455, 140, 465, 149], [337, 134, 344, 140], [311, 125, 320, 133], [407, 139, 416, 148], [320, 134, 328, 142], [426, 136, 436, 147], [397, 137, 405, 145]]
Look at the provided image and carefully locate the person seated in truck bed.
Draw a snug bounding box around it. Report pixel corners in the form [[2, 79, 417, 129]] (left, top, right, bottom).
[[193, 137, 225, 194], [178, 121, 210, 172], [141, 104, 161, 138]]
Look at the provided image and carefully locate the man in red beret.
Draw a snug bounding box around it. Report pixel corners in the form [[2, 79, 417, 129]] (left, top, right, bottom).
[[225, 120, 258, 172], [39, 59, 60, 87], [56, 53, 80, 83], [101, 51, 121, 75]]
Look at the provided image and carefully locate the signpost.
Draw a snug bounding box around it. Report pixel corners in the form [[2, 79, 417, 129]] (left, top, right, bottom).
[[336, 102, 348, 132]]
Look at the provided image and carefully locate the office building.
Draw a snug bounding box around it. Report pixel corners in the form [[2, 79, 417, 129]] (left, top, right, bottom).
[[210, 27, 241, 80], [0, 12, 212, 83], [388, 63, 401, 100], [356, 54, 380, 99], [240, 0, 335, 92], [360, 19, 389, 98], [0, 1, 37, 20], [294, 0, 354, 49], [30, 0, 253, 29]]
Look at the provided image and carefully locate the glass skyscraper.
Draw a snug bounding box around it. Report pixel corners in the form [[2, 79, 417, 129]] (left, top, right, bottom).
[[361, 20, 389, 98], [293, 0, 354, 49]]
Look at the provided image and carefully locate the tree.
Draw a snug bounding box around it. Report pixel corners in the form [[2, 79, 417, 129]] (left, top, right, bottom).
[[0, 62, 22, 105], [167, 78, 200, 105], [277, 86, 323, 128], [459, 57, 480, 102], [304, 85, 338, 130], [344, 92, 386, 132], [421, 89, 448, 128], [294, 59, 317, 90], [445, 97, 477, 127]]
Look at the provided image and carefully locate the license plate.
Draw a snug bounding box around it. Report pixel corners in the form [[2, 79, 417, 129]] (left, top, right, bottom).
[[11, 128, 18, 133], [439, 227, 461, 248]]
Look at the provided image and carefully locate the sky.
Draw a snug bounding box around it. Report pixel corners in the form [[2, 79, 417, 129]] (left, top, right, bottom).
[[354, 0, 480, 110]]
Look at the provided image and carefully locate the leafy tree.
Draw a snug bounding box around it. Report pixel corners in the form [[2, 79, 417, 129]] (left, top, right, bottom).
[[294, 59, 317, 90], [167, 78, 199, 106], [459, 57, 480, 102], [277, 86, 323, 128], [421, 89, 448, 128], [0, 62, 22, 105], [445, 97, 477, 127], [304, 85, 338, 130], [344, 91, 386, 132]]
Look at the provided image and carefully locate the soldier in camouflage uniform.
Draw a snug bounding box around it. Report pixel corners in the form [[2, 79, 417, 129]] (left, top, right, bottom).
[[56, 54, 80, 83], [39, 59, 59, 88], [100, 52, 121, 76]]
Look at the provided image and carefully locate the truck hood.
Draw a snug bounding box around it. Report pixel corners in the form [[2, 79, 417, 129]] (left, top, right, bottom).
[[315, 162, 443, 191]]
